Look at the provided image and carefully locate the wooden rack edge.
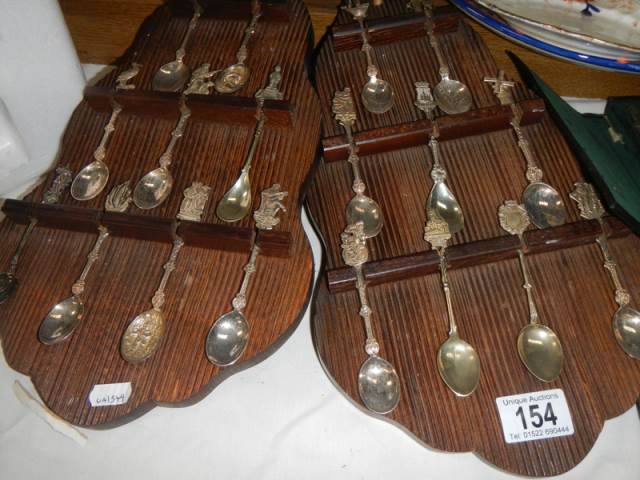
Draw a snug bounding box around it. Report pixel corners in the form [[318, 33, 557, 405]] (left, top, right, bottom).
[[169, 0, 290, 22], [84, 86, 293, 128], [2, 199, 291, 258], [332, 5, 459, 52], [326, 217, 630, 293], [322, 98, 544, 162]]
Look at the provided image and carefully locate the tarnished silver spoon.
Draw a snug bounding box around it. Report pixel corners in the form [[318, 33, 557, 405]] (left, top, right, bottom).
[[0, 166, 72, 303], [499, 201, 564, 382], [207, 185, 288, 365], [39, 182, 132, 344], [571, 182, 640, 359]]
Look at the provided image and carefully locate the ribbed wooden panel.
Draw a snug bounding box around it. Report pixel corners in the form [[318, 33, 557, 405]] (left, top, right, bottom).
[[0, 0, 320, 428], [307, 1, 640, 476]]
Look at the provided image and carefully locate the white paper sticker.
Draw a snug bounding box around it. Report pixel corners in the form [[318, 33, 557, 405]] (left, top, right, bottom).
[[88, 382, 132, 407], [495, 389, 574, 444]]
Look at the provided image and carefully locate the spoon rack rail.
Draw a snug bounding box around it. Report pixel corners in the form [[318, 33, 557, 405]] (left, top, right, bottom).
[[169, 0, 291, 23], [85, 86, 293, 128], [322, 98, 544, 162], [2, 199, 291, 257], [326, 217, 630, 293], [332, 5, 459, 52]]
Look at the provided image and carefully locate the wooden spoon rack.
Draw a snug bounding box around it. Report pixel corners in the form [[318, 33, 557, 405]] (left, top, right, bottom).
[[306, 1, 640, 476], [0, 0, 320, 427]]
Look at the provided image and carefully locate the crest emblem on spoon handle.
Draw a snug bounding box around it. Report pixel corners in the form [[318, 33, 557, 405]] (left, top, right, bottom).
[[0, 166, 72, 303]]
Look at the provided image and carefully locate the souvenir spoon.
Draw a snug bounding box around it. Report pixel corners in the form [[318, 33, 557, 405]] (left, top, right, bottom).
[[344, 1, 394, 114], [71, 64, 141, 201], [571, 182, 640, 359], [411, 1, 471, 114], [332, 88, 383, 238], [499, 200, 564, 381], [485, 72, 566, 229], [341, 221, 400, 413], [39, 182, 132, 345], [121, 182, 211, 363], [134, 64, 215, 210], [0, 166, 72, 304], [415, 83, 464, 234], [425, 214, 481, 396], [152, 1, 202, 92], [216, 66, 283, 222], [214, 1, 261, 94], [206, 184, 287, 366]]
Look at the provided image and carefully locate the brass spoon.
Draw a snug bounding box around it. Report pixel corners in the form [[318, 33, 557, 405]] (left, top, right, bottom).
[[216, 66, 283, 222], [39, 182, 132, 344], [499, 200, 564, 382], [152, 2, 202, 92], [341, 222, 400, 414], [121, 182, 211, 363], [332, 88, 383, 238], [207, 185, 288, 366], [571, 182, 640, 359], [0, 166, 72, 303], [214, 1, 261, 94]]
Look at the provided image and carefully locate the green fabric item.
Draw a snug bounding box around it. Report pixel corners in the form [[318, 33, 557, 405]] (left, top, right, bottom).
[[508, 52, 640, 233]]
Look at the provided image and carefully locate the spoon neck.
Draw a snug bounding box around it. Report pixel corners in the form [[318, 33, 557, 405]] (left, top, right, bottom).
[[8, 218, 37, 275]]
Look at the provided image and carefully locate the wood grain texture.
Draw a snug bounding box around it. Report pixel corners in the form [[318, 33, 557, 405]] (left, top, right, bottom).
[[0, 0, 320, 428], [306, 1, 640, 476], [59, 0, 640, 98]]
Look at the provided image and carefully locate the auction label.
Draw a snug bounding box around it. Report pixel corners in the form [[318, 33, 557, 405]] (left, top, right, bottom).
[[89, 382, 132, 407], [495, 389, 574, 444]]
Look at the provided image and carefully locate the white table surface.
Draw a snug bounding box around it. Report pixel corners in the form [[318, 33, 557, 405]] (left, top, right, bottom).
[[0, 65, 638, 480]]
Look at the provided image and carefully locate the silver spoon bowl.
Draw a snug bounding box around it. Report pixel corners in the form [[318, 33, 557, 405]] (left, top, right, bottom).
[[517, 324, 564, 382], [206, 310, 250, 366], [214, 64, 250, 94], [433, 78, 472, 115], [523, 182, 566, 229], [361, 78, 394, 115], [437, 334, 480, 397], [427, 181, 464, 235], [133, 167, 174, 210], [153, 60, 191, 93], [0, 273, 17, 304], [39, 295, 84, 345], [216, 170, 251, 223], [613, 305, 640, 359], [71, 160, 109, 201], [121, 308, 166, 364], [358, 355, 400, 414], [346, 195, 383, 239]]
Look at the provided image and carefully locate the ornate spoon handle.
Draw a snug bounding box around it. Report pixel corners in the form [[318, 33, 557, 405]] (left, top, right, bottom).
[[437, 251, 458, 336], [159, 102, 192, 169], [175, 2, 202, 63], [516, 243, 540, 324], [71, 227, 109, 298], [235, 2, 262, 64], [231, 244, 259, 313], [596, 233, 631, 307], [151, 238, 185, 311]]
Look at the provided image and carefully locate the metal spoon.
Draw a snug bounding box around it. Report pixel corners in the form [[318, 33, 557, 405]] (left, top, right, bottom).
[[341, 221, 400, 413], [71, 64, 142, 201], [39, 182, 132, 345], [485, 72, 566, 229], [216, 66, 283, 222], [332, 88, 383, 238], [133, 101, 191, 210], [0, 166, 72, 304], [415, 82, 464, 233], [207, 184, 288, 365], [121, 182, 211, 363], [571, 182, 640, 359], [499, 200, 564, 382], [152, 2, 202, 92], [411, 2, 470, 115], [344, 2, 394, 114], [214, 2, 261, 94]]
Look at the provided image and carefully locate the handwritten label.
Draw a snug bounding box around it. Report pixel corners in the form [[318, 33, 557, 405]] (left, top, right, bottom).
[[89, 382, 132, 407], [495, 389, 574, 444]]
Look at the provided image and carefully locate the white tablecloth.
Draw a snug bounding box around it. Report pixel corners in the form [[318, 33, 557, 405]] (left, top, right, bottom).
[[0, 65, 638, 480]]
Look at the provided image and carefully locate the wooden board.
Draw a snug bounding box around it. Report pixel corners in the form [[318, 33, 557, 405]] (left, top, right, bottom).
[[306, 1, 640, 476], [0, 0, 320, 428]]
